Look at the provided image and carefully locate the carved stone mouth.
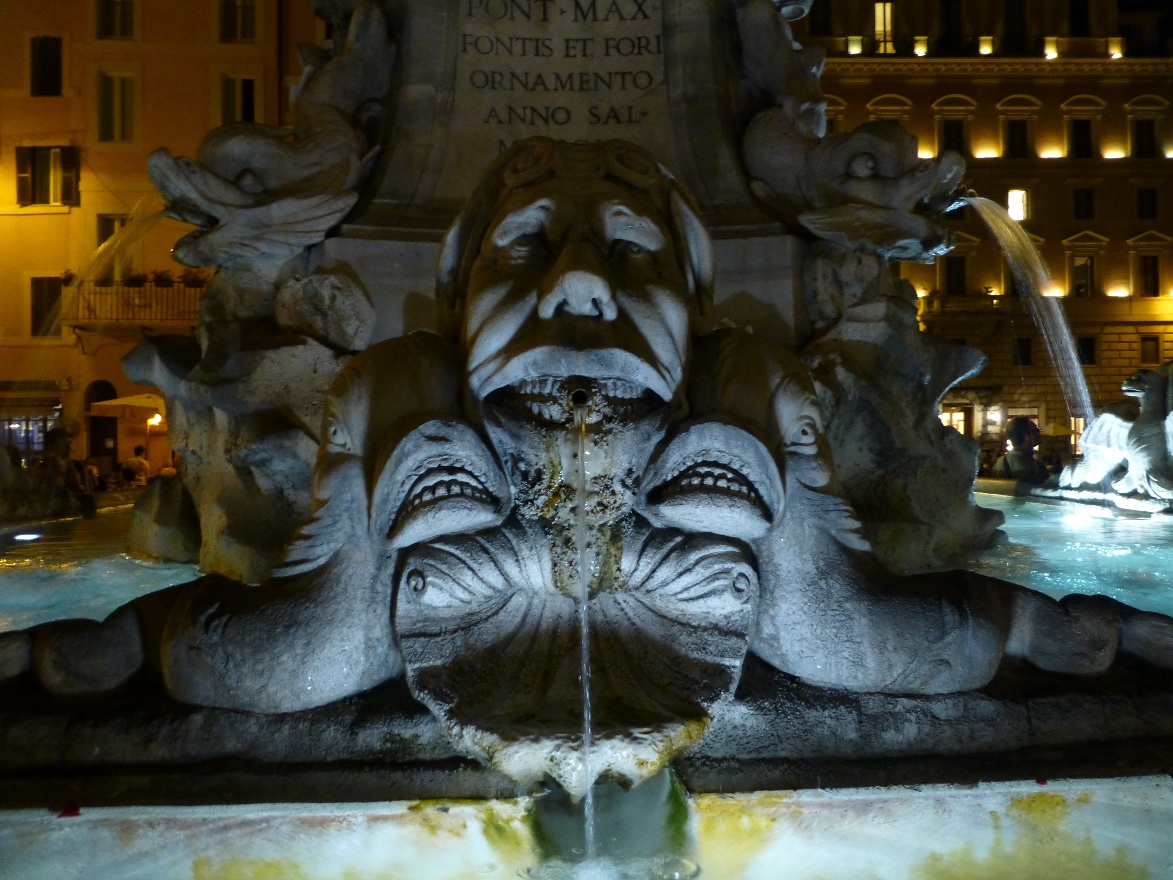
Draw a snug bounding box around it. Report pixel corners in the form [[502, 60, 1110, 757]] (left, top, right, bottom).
[[488, 376, 661, 426], [649, 458, 767, 514], [400, 465, 498, 517]]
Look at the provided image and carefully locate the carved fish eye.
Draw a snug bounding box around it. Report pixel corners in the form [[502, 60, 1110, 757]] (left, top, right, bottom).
[[324, 413, 354, 454], [732, 571, 751, 595], [847, 153, 877, 178], [785, 416, 819, 453], [405, 568, 427, 596]]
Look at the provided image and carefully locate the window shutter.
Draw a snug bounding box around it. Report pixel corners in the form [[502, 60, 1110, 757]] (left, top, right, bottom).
[[15, 147, 33, 206], [59, 147, 80, 206]]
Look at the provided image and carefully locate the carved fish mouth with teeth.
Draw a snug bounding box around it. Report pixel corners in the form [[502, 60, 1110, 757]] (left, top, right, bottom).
[[487, 376, 663, 426], [649, 458, 768, 514], [399, 465, 498, 517]]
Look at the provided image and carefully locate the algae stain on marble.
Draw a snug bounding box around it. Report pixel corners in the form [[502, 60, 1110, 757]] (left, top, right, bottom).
[[692, 792, 801, 880], [193, 857, 315, 880], [911, 791, 1150, 880]]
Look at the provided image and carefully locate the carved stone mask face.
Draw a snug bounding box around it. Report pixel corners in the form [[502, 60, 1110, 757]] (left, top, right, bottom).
[[463, 176, 692, 411]]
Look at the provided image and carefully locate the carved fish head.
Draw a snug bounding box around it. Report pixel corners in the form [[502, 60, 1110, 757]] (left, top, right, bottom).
[[641, 421, 783, 540], [372, 419, 509, 551]]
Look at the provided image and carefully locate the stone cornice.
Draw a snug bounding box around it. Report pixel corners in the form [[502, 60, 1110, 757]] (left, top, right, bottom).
[[824, 57, 1173, 77]]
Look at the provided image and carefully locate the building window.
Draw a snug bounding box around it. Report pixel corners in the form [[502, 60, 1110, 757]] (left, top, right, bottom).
[[808, 0, 832, 36], [1007, 189, 1029, 221], [944, 255, 967, 295], [1138, 188, 1159, 220], [1138, 254, 1161, 298], [220, 0, 257, 43], [938, 0, 962, 53], [15, 146, 80, 207], [1068, 0, 1090, 38], [940, 118, 967, 154], [31, 277, 63, 337], [874, 3, 895, 53], [30, 37, 63, 97], [1131, 118, 1160, 159], [1141, 336, 1161, 365], [1073, 187, 1095, 220], [220, 76, 256, 124], [98, 72, 134, 142], [1002, 0, 1028, 54], [1076, 336, 1097, 365], [1068, 118, 1096, 158], [97, 0, 134, 40], [1070, 254, 1099, 297], [1012, 338, 1033, 366], [1003, 118, 1032, 158]]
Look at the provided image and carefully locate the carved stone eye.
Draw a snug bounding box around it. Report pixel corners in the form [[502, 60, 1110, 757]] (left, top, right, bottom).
[[498, 234, 546, 269], [405, 568, 427, 596], [847, 153, 877, 178]]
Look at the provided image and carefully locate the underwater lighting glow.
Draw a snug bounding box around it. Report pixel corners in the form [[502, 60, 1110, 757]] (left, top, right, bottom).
[[13, 534, 40, 542]]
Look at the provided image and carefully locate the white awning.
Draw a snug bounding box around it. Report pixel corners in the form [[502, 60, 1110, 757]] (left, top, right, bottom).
[[89, 393, 165, 421]]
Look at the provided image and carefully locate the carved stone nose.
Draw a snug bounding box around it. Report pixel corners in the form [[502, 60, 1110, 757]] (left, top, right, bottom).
[[537, 242, 618, 320]]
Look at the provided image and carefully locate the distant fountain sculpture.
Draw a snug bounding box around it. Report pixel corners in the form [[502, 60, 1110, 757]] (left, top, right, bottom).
[[1058, 364, 1173, 505], [8, 3, 1173, 869]]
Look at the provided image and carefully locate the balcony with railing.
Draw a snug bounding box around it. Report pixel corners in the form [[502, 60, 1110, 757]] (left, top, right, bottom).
[[66, 279, 203, 332]]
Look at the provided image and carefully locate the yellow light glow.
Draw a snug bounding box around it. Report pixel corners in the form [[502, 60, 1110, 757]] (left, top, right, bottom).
[[916, 287, 928, 298], [1108, 37, 1124, 58], [1111, 51, 1123, 59], [148, 413, 163, 426], [1107, 288, 1130, 298], [1040, 148, 1062, 159], [988, 409, 1002, 425], [1044, 37, 1058, 60], [847, 36, 863, 54], [974, 149, 997, 158], [918, 148, 934, 159], [1044, 288, 1065, 298], [979, 36, 993, 55], [914, 36, 928, 56], [1166, 150, 1173, 159], [1045, 50, 1058, 59], [986, 287, 1001, 297], [1103, 149, 1124, 159]]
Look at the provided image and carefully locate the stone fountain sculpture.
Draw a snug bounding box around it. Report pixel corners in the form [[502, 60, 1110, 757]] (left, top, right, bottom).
[[1059, 363, 1173, 505], [9, 133, 1173, 795], [6, 0, 1173, 807]]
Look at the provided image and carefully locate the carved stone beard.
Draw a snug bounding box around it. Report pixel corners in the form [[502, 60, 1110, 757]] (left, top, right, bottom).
[[479, 379, 670, 529]]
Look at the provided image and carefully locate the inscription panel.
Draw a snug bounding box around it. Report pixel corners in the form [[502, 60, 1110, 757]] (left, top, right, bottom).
[[435, 0, 677, 201]]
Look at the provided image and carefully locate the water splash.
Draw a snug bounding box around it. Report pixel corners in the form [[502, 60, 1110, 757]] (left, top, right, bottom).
[[571, 389, 596, 860], [967, 196, 1095, 419]]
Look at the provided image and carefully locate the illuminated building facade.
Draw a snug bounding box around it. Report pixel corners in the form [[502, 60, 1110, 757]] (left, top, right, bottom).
[[0, 1, 316, 471], [798, 0, 1173, 455]]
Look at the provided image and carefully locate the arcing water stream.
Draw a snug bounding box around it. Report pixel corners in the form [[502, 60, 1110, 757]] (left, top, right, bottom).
[[967, 196, 1095, 421]]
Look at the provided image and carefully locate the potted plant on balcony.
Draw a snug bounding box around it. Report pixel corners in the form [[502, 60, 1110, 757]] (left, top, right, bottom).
[[150, 270, 175, 288], [123, 272, 149, 288], [179, 268, 208, 288], [60, 270, 76, 287]]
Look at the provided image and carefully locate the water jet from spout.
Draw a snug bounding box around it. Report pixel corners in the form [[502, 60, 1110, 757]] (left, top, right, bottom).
[[967, 196, 1095, 421], [572, 399, 596, 859]]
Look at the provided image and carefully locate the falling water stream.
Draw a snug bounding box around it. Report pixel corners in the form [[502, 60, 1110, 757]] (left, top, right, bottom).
[[571, 390, 596, 862], [75, 198, 167, 285], [967, 196, 1095, 420]]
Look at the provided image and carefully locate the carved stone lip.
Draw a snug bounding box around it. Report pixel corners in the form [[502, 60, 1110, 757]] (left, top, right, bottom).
[[469, 345, 676, 405], [486, 375, 662, 426], [641, 421, 782, 538]]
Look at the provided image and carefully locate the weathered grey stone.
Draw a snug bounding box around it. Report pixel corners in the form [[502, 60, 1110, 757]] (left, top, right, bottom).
[[33, 606, 144, 697], [275, 270, 375, 350], [128, 475, 201, 564]]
